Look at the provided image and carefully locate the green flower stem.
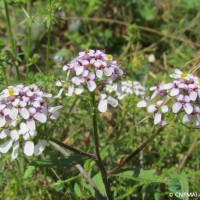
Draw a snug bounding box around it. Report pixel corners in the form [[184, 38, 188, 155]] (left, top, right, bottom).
[[91, 92, 113, 200], [26, 0, 32, 84], [4, 0, 20, 80], [49, 137, 96, 159], [108, 127, 165, 177], [2, 64, 8, 86], [45, 26, 51, 75]]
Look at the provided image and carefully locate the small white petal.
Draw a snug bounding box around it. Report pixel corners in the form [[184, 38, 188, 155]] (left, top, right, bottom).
[[137, 100, 147, 107], [26, 90, 34, 97], [107, 96, 118, 108], [19, 123, 29, 134], [24, 141, 34, 156], [26, 119, 36, 131], [150, 86, 157, 91], [183, 103, 193, 114], [0, 104, 6, 110], [75, 86, 84, 95], [43, 93, 52, 98], [162, 83, 173, 90], [55, 88, 64, 98], [9, 108, 18, 120], [34, 140, 47, 156], [20, 108, 30, 119], [3, 108, 10, 115], [34, 113, 47, 123], [50, 111, 59, 119], [154, 113, 162, 125], [104, 68, 113, 76], [10, 130, 19, 140], [151, 90, 158, 100], [0, 139, 13, 153], [87, 81, 96, 92], [170, 88, 179, 96], [98, 99, 108, 113], [0, 116, 6, 127], [147, 105, 157, 113], [12, 99, 20, 107], [0, 129, 9, 139], [117, 82, 122, 93], [189, 91, 197, 101], [29, 130, 37, 137], [76, 66, 84, 75], [55, 80, 62, 86], [67, 85, 74, 96], [28, 107, 36, 115], [33, 101, 41, 108], [23, 133, 30, 140], [182, 114, 191, 124], [11, 141, 19, 160], [96, 70, 103, 79], [72, 77, 81, 85], [161, 105, 168, 113], [172, 102, 182, 113], [63, 65, 68, 71]]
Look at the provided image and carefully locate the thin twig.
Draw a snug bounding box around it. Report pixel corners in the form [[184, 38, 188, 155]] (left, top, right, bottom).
[[108, 127, 165, 177], [56, 16, 200, 47], [49, 137, 96, 160], [50, 141, 106, 200], [178, 133, 200, 172]]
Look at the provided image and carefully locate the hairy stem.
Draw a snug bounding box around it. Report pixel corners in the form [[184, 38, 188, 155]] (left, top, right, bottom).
[[4, 0, 20, 80], [50, 141, 106, 200], [108, 127, 165, 177], [91, 93, 113, 200], [45, 26, 51, 75], [26, 0, 32, 84], [49, 137, 95, 159], [2, 64, 8, 86]]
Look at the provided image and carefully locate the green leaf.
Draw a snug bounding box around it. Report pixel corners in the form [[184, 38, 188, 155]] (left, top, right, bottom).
[[87, 171, 106, 197], [140, 5, 155, 21], [31, 155, 88, 168], [23, 166, 35, 179], [167, 171, 189, 200], [113, 168, 168, 184], [74, 182, 82, 197], [0, 171, 6, 191]]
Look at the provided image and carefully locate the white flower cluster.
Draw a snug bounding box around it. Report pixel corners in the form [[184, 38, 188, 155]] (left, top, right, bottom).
[[55, 49, 124, 112], [106, 80, 145, 100], [0, 84, 62, 159], [137, 69, 200, 126]]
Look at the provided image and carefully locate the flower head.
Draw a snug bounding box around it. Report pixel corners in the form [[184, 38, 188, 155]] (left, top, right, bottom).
[[0, 84, 62, 159], [56, 49, 124, 112], [106, 80, 145, 100], [137, 69, 200, 126]]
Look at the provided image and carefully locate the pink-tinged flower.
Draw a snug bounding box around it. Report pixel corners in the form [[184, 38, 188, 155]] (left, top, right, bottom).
[[137, 100, 147, 107], [146, 100, 168, 125], [137, 69, 200, 126], [106, 80, 145, 100], [0, 84, 62, 159], [98, 94, 118, 112], [56, 49, 124, 112], [170, 69, 192, 80], [182, 106, 200, 126], [150, 84, 167, 100], [172, 95, 193, 114]]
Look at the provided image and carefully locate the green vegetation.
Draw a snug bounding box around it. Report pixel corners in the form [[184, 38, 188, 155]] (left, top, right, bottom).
[[0, 0, 200, 199]]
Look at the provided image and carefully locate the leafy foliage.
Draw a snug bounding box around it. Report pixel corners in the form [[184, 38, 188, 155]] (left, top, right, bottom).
[[0, 0, 200, 199]]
